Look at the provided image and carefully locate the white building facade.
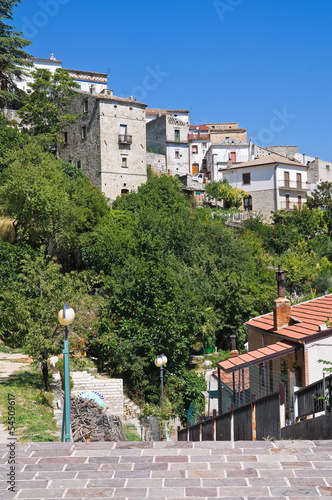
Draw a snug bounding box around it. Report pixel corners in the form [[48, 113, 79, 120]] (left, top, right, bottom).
[[221, 155, 310, 219], [16, 54, 108, 94]]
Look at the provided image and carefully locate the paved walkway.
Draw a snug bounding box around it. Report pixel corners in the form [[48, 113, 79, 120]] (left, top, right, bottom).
[[1, 440, 332, 498]]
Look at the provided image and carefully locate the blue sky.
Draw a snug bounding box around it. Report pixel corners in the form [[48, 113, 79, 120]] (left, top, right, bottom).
[[13, 0, 332, 160]]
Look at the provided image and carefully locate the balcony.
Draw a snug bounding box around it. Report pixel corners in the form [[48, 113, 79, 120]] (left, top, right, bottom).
[[278, 180, 310, 191], [118, 134, 132, 145], [279, 201, 307, 211]]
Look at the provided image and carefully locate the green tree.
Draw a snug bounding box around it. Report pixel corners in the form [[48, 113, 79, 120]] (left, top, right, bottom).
[[206, 179, 248, 209], [0, 252, 102, 390], [0, 141, 109, 266], [0, 0, 32, 105], [0, 113, 28, 173], [18, 68, 79, 157]]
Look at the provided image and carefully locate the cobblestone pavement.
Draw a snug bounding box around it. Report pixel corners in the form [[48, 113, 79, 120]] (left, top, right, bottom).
[[1, 440, 332, 498]]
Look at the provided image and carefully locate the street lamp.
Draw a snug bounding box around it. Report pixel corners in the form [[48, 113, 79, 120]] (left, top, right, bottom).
[[58, 304, 75, 442], [155, 354, 167, 410]]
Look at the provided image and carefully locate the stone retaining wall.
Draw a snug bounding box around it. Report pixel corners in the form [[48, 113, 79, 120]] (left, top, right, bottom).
[[71, 371, 123, 417]]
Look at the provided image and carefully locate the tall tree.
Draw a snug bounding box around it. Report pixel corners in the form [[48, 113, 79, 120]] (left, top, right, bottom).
[[0, 252, 102, 391], [18, 68, 79, 157], [0, 0, 32, 105]]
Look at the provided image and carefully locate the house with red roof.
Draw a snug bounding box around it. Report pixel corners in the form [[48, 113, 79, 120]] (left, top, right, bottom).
[[215, 266, 332, 416]]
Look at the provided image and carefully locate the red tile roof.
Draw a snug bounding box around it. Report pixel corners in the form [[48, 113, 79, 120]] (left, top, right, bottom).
[[189, 125, 209, 131], [246, 294, 332, 342], [213, 366, 250, 390], [217, 341, 298, 373]]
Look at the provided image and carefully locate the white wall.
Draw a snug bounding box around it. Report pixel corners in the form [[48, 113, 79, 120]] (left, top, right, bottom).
[[306, 336, 332, 385], [167, 143, 189, 176], [16, 59, 62, 92], [222, 165, 275, 192]]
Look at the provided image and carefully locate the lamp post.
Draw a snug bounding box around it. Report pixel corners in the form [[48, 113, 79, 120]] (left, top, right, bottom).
[[155, 354, 167, 410], [58, 304, 75, 442]]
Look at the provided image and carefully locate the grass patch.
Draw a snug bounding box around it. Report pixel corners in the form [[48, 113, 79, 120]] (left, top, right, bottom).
[[0, 345, 26, 354], [0, 365, 59, 442], [123, 424, 141, 441]]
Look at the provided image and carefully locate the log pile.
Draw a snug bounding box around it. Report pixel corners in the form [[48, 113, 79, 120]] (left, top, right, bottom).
[[70, 395, 126, 442]]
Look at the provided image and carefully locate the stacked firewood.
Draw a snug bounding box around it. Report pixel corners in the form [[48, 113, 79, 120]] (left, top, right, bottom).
[[70, 395, 126, 442]]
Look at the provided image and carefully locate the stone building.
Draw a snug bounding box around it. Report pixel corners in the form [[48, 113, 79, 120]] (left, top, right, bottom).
[[146, 112, 190, 176], [59, 89, 147, 203], [205, 122, 247, 143]]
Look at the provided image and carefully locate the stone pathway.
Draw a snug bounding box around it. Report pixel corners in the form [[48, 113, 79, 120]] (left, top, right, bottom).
[[1, 440, 332, 498], [0, 352, 32, 443]]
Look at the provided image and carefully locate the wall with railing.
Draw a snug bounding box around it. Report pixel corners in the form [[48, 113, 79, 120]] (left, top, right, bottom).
[[178, 384, 285, 442]]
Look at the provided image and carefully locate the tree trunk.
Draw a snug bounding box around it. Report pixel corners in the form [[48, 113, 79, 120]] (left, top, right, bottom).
[[41, 352, 50, 392]]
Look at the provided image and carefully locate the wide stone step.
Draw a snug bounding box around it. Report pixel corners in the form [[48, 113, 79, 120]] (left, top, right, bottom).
[[1, 440, 331, 498]]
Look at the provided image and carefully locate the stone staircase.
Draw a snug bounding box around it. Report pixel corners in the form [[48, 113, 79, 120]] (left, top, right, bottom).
[[123, 395, 141, 419], [1, 440, 332, 498]]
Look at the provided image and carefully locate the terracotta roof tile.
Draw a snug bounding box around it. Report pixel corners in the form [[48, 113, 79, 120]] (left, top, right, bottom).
[[246, 293, 332, 341], [217, 341, 297, 373]]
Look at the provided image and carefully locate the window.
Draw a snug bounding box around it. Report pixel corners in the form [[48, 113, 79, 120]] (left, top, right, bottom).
[[121, 189, 129, 196], [202, 142, 207, 148], [296, 173, 302, 189], [77, 160, 81, 169], [81, 126, 87, 139], [284, 171, 290, 188], [326, 165, 330, 170], [242, 173, 250, 185], [64, 132, 68, 144], [192, 145, 198, 154], [120, 124, 127, 135], [202, 159, 207, 168], [285, 194, 290, 209], [230, 152, 236, 162], [174, 129, 180, 142], [83, 100, 88, 113], [121, 157, 128, 168], [298, 195, 302, 209], [175, 150, 180, 159]]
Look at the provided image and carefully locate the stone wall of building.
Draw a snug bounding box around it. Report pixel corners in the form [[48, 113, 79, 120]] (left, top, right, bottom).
[[147, 152, 166, 173], [99, 99, 147, 202], [59, 93, 102, 189], [266, 146, 298, 158], [146, 116, 167, 155], [249, 189, 276, 220]]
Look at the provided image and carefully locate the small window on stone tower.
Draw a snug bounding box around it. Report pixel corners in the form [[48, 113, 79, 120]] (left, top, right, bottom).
[[121, 157, 128, 168], [81, 126, 87, 139], [83, 100, 88, 113]]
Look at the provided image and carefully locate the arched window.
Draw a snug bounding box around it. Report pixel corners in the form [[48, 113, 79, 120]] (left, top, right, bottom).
[[121, 189, 129, 196]]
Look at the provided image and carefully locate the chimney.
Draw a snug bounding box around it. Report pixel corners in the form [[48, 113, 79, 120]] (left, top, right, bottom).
[[230, 333, 239, 357], [273, 265, 291, 330]]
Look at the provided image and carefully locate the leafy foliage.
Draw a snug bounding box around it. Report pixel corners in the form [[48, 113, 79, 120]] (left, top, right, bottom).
[[17, 68, 79, 156], [0, 0, 32, 105], [206, 179, 248, 208]]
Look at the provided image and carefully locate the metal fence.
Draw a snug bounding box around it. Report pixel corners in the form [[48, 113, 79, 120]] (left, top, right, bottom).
[[295, 374, 332, 420], [178, 388, 284, 442]]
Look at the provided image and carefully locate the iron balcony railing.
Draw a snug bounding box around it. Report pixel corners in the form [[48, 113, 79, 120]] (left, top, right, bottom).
[[279, 201, 306, 211], [118, 134, 132, 145], [278, 180, 310, 190]]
